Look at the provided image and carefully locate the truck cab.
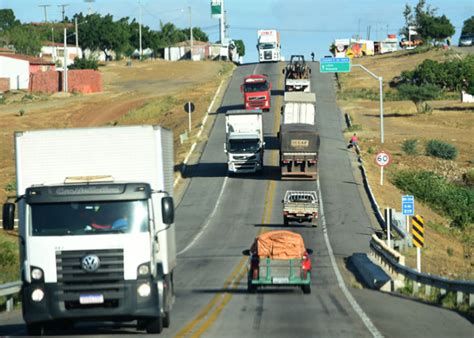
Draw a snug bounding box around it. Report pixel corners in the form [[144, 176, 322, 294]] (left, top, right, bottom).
[[241, 74, 272, 112]]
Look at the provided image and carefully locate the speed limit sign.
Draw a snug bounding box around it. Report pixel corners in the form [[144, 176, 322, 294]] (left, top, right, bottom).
[[375, 151, 391, 167]]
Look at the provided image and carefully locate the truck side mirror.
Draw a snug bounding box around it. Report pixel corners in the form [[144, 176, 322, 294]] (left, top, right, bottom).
[[161, 197, 174, 225], [242, 249, 251, 256], [2, 203, 15, 230]]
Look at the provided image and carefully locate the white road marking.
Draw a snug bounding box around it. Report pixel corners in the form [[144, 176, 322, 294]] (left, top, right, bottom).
[[317, 179, 384, 338]]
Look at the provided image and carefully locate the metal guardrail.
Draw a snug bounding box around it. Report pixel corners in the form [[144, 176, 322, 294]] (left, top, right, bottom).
[[370, 237, 474, 306], [0, 281, 21, 312]]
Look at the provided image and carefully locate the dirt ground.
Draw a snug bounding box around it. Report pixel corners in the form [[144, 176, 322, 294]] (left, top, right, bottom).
[[0, 59, 233, 204], [338, 48, 474, 280]]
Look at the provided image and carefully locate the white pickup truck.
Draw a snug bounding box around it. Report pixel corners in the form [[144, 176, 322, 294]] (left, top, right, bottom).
[[282, 190, 319, 226]]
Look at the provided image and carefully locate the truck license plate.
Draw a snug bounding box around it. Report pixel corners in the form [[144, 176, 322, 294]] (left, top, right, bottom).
[[296, 213, 305, 217], [272, 277, 289, 284], [79, 294, 104, 304]]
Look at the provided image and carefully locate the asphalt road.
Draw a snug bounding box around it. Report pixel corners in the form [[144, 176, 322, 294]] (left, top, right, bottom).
[[0, 61, 472, 337]]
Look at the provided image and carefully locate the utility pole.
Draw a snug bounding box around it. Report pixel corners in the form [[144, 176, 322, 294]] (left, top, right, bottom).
[[58, 4, 69, 23], [75, 17, 79, 57], [189, 6, 193, 60], [84, 0, 95, 15], [138, 2, 142, 60], [63, 28, 68, 93], [220, 0, 225, 45], [39, 5, 51, 22]]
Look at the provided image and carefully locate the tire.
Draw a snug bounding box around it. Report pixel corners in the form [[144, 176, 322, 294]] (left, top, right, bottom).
[[302, 284, 311, 294], [247, 273, 257, 293], [283, 217, 289, 226], [162, 311, 170, 328], [145, 316, 163, 334], [27, 323, 44, 336]]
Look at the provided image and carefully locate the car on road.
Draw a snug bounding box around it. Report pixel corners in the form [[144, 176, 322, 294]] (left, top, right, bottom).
[[458, 33, 474, 47]]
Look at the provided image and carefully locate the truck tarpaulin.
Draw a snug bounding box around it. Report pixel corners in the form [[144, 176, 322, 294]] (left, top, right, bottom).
[[251, 230, 306, 259], [279, 124, 319, 154]]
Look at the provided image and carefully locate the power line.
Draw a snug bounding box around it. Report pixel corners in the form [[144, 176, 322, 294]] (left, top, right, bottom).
[[58, 4, 70, 22], [38, 4, 51, 22]]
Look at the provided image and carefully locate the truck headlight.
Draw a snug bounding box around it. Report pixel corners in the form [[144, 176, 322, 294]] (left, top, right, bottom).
[[31, 288, 44, 302], [137, 283, 151, 297], [31, 267, 43, 281]]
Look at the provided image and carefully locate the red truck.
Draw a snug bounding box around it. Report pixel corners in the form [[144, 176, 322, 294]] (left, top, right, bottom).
[[240, 74, 272, 112]]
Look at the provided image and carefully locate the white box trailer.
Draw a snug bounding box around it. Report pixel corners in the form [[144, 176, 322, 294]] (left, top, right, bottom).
[[282, 92, 316, 125], [225, 110, 264, 174], [2, 125, 176, 334]]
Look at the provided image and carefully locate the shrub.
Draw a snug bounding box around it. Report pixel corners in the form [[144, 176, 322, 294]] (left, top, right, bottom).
[[392, 170, 473, 229], [402, 139, 418, 155], [68, 57, 99, 71], [345, 124, 362, 132], [463, 169, 474, 187], [425, 140, 458, 160]]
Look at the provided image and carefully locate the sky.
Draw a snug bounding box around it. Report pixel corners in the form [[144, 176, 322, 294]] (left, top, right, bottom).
[[1, 0, 473, 63]]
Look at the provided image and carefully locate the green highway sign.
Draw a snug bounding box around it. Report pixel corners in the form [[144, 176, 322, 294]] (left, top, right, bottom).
[[320, 57, 351, 73]]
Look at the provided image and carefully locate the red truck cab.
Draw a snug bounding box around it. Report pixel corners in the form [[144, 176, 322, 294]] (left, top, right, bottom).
[[241, 74, 272, 112]]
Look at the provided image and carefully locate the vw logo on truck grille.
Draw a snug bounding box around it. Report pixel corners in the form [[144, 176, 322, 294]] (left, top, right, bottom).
[[81, 254, 101, 272]]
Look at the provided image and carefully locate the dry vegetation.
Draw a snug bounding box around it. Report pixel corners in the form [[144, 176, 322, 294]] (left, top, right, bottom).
[[338, 48, 474, 280], [0, 58, 234, 283]]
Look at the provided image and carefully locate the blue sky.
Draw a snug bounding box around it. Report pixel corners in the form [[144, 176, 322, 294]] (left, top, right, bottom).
[[2, 0, 473, 63]]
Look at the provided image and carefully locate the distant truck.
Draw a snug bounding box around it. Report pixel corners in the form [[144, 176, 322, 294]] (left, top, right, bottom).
[[257, 29, 281, 62], [241, 74, 272, 112], [2, 125, 177, 335], [225, 110, 264, 174], [282, 190, 319, 226], [283, 55, 311, 92], [279, 92, 319, 180]]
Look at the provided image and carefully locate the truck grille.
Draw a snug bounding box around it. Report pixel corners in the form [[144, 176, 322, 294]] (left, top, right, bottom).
[[56, 249, 124, 308], [264, 51, 272, 59], [248, 96, 265, 101]]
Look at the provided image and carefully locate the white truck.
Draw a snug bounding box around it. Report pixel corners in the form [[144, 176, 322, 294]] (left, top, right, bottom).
[[257, 29, 281, 62], [283, 55, 311, 92], [2, 125, 176, 335], [282, 190, 319, 226], [224, 110, 264, 174]]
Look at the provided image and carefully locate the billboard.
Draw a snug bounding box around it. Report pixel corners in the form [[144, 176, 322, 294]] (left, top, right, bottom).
[[211, 0, 222, 19]]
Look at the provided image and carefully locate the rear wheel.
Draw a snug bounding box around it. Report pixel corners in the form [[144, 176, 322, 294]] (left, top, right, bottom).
[[247, 273, 257, 293], [145, 316, 163, 334], [302, 284, 311, 294], [162, 311, 170, 328], [283, 217, 289, 226]]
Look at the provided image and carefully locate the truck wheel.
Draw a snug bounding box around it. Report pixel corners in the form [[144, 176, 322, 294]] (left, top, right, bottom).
[[146, 316, 163, 334], [162, 311, 171, 328], [248, 273, 257, 293], [283, 217, 288, 226], [302, 284, 311, 294], [27, 323, 44, 336]]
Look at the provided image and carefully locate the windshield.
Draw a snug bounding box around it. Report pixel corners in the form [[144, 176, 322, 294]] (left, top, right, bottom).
[[30, 200, 149, 236], [243, 82, 269, 92], [229, 139, 260, 153], [259, 43, 275, 50]]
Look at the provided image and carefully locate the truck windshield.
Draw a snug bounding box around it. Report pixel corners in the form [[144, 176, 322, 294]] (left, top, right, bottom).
[[229, 139, 260, 153], [243, 82, 269, 92], [30, 200, 149, 236], [259, 43, 275, 50]]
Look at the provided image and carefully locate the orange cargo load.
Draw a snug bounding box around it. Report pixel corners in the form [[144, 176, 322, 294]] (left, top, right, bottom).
[[251, 230, 306, 259]]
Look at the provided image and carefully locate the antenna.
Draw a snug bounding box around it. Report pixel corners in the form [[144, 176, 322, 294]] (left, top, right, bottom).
[[84, 0, 95, 15]]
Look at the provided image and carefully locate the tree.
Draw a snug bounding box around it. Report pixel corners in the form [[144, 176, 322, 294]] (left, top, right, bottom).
[[180, 27, 208, 42], [397, 83, 441, 113], [461, 16, 474, 35], [0, 9, 20, 33], [158, 22, 186, 46], [234, 39, 245, 57], [6, 26, 42, 55]]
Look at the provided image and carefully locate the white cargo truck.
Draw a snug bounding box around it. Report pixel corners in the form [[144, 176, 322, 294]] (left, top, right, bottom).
[[224, 110, 264, 174], [2, 125, 176, 335], [257, 29, 281, 62]]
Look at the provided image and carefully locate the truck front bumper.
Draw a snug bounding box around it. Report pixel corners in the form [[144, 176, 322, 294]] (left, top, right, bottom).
[[228, 161, 262, 173], [22, 279, 161, 324]]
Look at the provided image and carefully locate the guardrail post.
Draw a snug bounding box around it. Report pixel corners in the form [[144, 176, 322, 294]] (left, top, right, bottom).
[[456, 292, 463, 306], [6, 297, 13, 312], [470, 294, 474, 307], [440, 288, 446, 296], [413, 281, 419, 294], [424, 284, 431, 297]]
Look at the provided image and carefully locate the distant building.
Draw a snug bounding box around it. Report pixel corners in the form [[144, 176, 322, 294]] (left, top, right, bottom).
[[0, 53, 55, 90], [40, 42, 82, 69]]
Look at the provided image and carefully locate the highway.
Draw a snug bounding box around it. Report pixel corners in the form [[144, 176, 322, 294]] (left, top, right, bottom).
[[0, 61, 472, 337]]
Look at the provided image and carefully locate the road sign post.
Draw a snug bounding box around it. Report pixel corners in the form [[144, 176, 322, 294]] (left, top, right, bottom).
[[184, 102, 195, 132], [319, 57, 351, 73], [402, 195, 415, 234], [375, 151, 391, 185], [411, 214, 425, 272]]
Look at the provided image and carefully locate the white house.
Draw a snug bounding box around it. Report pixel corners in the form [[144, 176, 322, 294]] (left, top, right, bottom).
[[40, 42, 82, 69], [0, 55, 29, 90]]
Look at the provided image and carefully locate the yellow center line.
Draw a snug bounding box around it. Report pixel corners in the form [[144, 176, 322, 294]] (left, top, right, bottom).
[[175, 63, 284, 338]]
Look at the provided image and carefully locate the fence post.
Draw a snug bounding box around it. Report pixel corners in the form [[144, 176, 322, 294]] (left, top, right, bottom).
[[6, 297, 13, 312], [456, 292, 463, 306], [424, 285, 431, 297], [470, 294, 474, 307]]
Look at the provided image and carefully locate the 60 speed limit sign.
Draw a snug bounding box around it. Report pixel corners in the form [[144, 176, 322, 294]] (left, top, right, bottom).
[[375, 151, 391, 167]]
